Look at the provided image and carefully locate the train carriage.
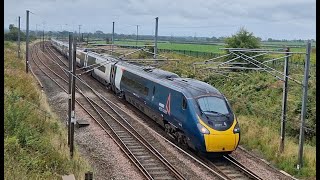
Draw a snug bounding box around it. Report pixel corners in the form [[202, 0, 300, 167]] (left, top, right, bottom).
[[76, 50, 86, 67], [50, 39, 240, 155]]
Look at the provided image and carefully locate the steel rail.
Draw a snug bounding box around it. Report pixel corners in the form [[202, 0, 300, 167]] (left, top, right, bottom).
[[47, 41, 264, 180], [45, 41, 267, 180], [223, 155, 263, 180], [30, 44, 154, 179], [34, 42, 186, 180]]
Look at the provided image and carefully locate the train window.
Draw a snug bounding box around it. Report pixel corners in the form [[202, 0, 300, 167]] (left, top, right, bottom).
[[182, 97, 187, 110], [98, 65, 106, 72], [143, 87, 149, 96], [122, 75, 149, 96], [87, 56, 96, 66], [152, 86, 155, 95]]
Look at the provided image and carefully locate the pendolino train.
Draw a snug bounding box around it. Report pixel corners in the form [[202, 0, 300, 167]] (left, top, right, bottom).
[[51, 39, 240, 155]]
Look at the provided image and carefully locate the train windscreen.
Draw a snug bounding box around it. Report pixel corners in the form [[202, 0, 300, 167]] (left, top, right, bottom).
[[197, 96, 230, 116]]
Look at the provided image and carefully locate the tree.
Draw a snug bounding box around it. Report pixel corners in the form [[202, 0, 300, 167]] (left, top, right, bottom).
[[225, 27, 260, 49], [4, 24, 26, 41], [9, 24, 15, 31], [224, 27, 262, 68], [95, 30, 104, 34], [218, 36, 226, 42], [211, 36, 218, 41]]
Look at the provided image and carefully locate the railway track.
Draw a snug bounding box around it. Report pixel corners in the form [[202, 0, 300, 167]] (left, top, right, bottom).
[[31, 42, 186, 180], [31, 41, 264, 180], [200, 155, 263, 180]]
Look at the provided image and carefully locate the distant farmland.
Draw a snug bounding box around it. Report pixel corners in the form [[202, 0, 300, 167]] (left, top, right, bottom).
[[91, 39, 316, 63], [94, 40, 226, 53]]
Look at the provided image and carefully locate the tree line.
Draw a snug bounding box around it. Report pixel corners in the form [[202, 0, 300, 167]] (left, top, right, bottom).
[[4, 24, 36, 41]]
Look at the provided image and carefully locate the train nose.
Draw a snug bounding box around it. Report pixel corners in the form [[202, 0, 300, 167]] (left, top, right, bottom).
[[203, 133, 238, 152]]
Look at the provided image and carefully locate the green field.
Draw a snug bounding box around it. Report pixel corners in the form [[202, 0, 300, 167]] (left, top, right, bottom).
[[158, 42, 223, 53], [94, 39, 315, 54], [92, 40, 316, 65], [261, 41, 316, 47], [94, 40, 225, 53]]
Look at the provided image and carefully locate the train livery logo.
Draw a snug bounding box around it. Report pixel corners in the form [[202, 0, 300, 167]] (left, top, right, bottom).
[[166, 93, 171, 115], [159, 93, 171, 115]]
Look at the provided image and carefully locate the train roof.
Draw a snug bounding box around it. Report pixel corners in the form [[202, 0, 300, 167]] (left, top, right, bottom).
[[118, 62, 223, 98], [51, 38, 224, 99]]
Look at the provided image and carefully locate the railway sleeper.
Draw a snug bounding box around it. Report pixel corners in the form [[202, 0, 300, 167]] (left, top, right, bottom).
[[121, 138, 137, 143], [149, 170, 171, 176], [115, 130, 129, 134], [121, 137, 135, 142], [232, 178, 247, 180], [110, 127, 123, 132], [118, 134, 133, 138], [136, 155, 153, 160], [127, 145, 143, 149], [221, 169, 235, 173], [141, 163, 160, 168], [133, 151, 149, 156], [118, 135, 132, 139], [227, 174, 244, 178], [216, 166, 229, 170], [124, 141, 139, 145], [129, 148, 145, 153], [153, 176, 176, 180], [117, 132, 129, 136], [140, 159, 157, 164], [145, 166, 167, 172]]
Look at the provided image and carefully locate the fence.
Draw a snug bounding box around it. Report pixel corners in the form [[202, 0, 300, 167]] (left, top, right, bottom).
[[267, 58, 316, 68], [158, 49, 222, 58]]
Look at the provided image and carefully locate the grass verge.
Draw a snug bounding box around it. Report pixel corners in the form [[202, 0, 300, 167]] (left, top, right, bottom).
[[238, 115, 316, 179], [4, 41, 91, 179], [158, 52, 316, 179]]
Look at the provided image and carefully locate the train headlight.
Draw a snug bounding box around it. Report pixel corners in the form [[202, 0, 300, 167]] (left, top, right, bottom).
[[197, 123, 210, 134], [233, 122, 240, 133]]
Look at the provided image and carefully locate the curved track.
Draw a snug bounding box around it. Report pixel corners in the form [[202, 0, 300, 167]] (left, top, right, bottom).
[[31, 42, 186, 180], [31, 41, 264, 180]]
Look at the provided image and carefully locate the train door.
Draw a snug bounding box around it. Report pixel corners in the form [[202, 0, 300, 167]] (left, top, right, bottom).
[[110, 64, 117, 92], [114, 65, 124, 93], [105, 62, 112, 85]]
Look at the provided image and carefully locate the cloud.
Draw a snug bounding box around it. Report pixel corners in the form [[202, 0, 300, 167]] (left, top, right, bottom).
[[4, 0, 316, 39]]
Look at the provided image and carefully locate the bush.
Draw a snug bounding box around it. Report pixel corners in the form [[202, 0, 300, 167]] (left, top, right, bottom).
[[224, 27, 263, 66]]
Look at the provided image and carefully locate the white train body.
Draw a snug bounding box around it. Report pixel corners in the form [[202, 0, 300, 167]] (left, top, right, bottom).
[[51, 39, 120, 91]]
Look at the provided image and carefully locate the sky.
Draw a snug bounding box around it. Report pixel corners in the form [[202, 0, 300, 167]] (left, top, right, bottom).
[[4, 0, 316, 40]]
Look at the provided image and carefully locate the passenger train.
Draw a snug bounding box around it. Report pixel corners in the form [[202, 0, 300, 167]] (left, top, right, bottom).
[[51, 39, 240, 155]]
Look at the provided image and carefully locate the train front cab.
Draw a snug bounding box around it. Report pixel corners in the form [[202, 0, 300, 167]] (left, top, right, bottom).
[[197, 116, 240, 154]]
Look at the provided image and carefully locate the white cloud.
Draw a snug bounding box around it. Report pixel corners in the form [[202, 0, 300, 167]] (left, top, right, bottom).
[[4, 0, 316, 39]]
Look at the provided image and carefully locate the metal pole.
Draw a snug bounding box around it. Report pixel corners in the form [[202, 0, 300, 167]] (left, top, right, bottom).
[[154, 17, 158, 59], [279, 47, 290, 153], [136, 25, 139, 47], [26, 10, 29, 73], [70, 36, 77, 158], [78, 25, 81, 40], [36, 24, 38, 40], [42, 30, 44, 51], [68, 33, 73, 146], [87, 34, 89, 45], [112, 22, 115, 54], [18, 16, 21, 58], [297, 40, 311, 169]]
